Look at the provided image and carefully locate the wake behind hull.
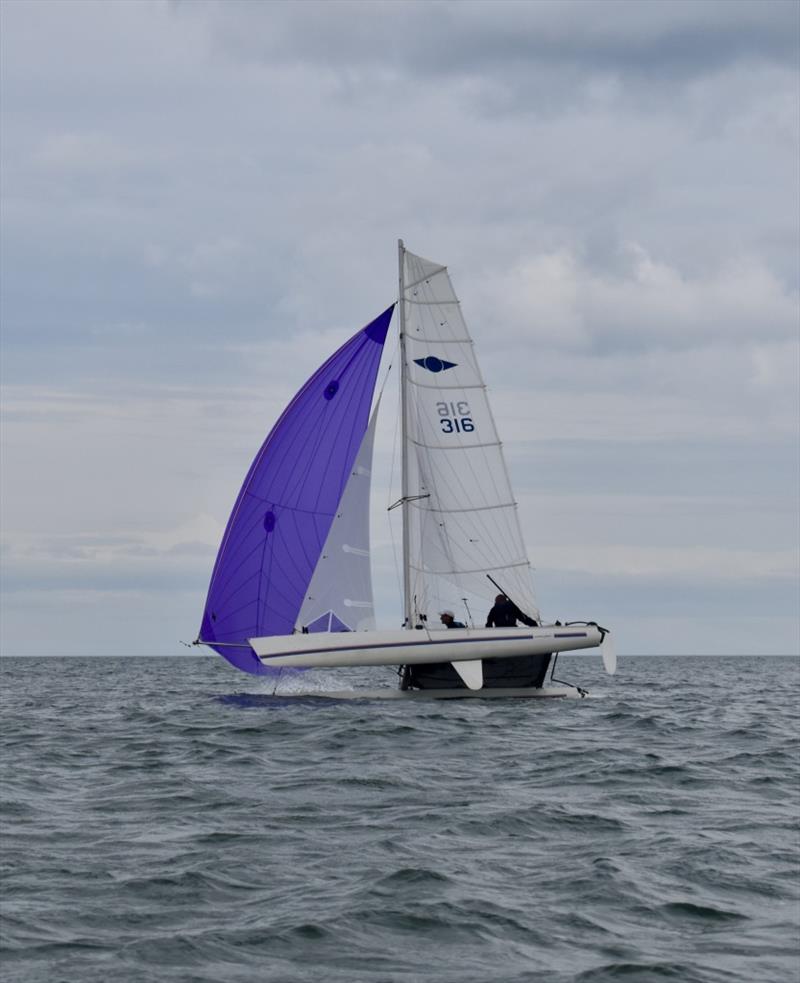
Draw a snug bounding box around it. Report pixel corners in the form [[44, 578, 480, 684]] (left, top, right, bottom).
[[249, 625, 603, 670]]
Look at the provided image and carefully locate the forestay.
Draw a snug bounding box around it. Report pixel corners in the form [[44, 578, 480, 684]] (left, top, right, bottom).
[[401, 249, 539, 626]]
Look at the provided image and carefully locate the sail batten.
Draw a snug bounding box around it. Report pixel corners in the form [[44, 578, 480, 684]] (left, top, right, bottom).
[[200, 306, 393, 674], [411, 500, 517, 514], [408, 437, 501, 451], [409, 560, 531, 575]]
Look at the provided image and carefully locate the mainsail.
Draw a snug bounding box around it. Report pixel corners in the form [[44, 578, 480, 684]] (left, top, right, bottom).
[[400, 248, 539, 625], [200, 306, 393, 674]]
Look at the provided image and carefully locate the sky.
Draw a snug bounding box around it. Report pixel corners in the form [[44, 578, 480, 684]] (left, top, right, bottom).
[[1, 0, 798, 658]]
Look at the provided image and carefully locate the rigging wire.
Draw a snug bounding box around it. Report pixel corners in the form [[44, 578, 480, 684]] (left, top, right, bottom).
[[385, 345, 405, 626], [375, 333, 398, 403]]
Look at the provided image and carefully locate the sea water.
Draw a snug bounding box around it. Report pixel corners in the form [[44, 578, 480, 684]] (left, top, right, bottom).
[[1, 655, 798, 983]]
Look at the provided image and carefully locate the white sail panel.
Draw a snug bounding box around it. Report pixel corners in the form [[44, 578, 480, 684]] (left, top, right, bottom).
[[401, 249, 539, 626], [295, 407, 379, 633]]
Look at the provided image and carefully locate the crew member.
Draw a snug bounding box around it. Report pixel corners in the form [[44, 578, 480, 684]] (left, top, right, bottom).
[[439, 610, 465, 629], [485, 594, 538, 628]]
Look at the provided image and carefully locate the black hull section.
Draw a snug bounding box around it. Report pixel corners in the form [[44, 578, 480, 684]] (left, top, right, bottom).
[[401, 654, 552, 691]]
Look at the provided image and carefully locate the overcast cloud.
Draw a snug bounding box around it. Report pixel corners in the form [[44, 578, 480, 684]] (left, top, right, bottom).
[[1, 0, 798, 658]]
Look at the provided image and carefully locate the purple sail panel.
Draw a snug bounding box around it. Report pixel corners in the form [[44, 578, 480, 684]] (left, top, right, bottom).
[[200, 306, 393, 674]]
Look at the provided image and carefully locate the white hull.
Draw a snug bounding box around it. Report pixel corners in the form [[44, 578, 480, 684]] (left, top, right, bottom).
[[250, 625, 602, 669]]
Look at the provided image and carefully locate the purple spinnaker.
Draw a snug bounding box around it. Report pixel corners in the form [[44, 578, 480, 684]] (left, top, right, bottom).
[[200, 306, 393, 674]]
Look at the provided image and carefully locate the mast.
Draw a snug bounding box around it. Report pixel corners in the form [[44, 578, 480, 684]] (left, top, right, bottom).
[[398, 238, 412, 628]]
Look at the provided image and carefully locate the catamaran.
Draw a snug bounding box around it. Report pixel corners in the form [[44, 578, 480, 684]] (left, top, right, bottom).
[[196, 242, 615, 697]]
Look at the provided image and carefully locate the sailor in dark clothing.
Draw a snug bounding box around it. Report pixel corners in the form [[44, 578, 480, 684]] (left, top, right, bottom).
[[485, 594, 538, 628], [439, 610, 465, 629]]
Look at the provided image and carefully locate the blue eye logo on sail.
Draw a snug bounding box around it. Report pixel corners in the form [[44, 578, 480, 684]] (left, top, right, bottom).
[[414, 356, 457, 374]]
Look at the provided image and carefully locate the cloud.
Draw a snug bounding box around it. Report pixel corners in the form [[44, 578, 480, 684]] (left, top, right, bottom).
[[1, 0, 797, 657], [32, 131, 148, 172], [179, 0, 798, 83], [143, 235, 245, 298], [534, 543, 797, 582], [1, 525, 219, 594], [492, 244, 797, 349]]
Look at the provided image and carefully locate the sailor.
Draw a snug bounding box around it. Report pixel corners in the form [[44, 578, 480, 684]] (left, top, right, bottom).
[[439, 610, 465, 629], [485, 594, 538, 628]]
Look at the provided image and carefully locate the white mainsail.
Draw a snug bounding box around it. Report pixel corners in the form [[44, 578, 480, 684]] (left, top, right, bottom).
[[295, 406, 379, 633], [400, 247, 540, 626]]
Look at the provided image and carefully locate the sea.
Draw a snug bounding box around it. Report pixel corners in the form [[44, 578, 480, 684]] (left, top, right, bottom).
[[1, 655, 798, 983]]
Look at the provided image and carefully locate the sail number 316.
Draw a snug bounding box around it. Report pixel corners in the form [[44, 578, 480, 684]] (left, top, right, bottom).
[[437, 401, 474, 434]]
